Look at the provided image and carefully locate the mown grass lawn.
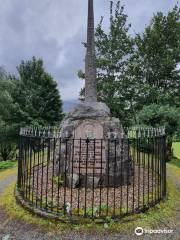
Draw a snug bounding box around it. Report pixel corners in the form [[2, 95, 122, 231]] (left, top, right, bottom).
[[0, 160, 17, 171], [173, 142, 180, 158], [167, 142, 180, 198], [171, 142, 180, 168]]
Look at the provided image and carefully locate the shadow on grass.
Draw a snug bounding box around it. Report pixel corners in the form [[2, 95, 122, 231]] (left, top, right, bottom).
[[169, 157, 180, 168]]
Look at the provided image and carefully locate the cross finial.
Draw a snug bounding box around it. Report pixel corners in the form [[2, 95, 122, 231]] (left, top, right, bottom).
[[85, 0, 97, 102]]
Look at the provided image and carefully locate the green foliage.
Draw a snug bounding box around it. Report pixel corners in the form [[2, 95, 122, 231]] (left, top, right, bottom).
[[136, 138, 154, 153], [138, 104, 180, 136], [79, 3, 180, 128], [0, 69, 18, 159], [105, 216, 114, 227], [130, 5, 180, 108], [46, 199, 58, 209], [0, 122, 17, 161], [0, 58, 63, 160], [9, 57, 63, 127], [173, 131, 180, 142], [79, 1, 134, 126], [53, 175, 64, 187], [0, 68, 15, 124], [99, 204, 108, 212], [0, 142, 16, 162], [0, 67, 7, 80], [0, 160, 17, 170], [138, 104, 180, 160]]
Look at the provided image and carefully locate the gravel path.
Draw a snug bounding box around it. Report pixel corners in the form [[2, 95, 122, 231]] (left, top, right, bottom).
[[0, 168, 179, 240], [0, 174, 17, 194], [0, 213, 129, 240]]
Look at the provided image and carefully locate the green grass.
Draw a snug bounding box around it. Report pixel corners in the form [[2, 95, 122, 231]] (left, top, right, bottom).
[[170, 142, 180, 168], [170, 157, 180, 168], [0, 183, 72, 234], [0, 160, 17, 171], [166, 142, 180, 182], [173, 142, 180, 159]]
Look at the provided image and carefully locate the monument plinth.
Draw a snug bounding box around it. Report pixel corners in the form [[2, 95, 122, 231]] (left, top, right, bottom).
[[57, 0, 132, 188]]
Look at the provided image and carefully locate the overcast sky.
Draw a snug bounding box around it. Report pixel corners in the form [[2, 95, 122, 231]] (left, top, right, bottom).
[[0, 0, 178, 110]]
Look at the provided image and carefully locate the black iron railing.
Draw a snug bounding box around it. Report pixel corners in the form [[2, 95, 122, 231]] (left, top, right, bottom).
[[17, 127, 166, 221]]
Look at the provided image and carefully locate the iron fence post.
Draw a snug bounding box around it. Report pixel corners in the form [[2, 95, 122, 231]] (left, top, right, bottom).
[[17, 136, 22, 189]]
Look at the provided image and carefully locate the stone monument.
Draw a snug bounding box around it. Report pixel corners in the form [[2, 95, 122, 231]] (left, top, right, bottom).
[[57, 0, 132, 188]]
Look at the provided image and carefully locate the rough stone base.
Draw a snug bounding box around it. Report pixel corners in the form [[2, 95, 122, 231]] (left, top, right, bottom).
[[55, 101, 133, 188]]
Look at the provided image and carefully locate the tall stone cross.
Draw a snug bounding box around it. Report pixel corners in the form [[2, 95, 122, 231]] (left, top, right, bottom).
[[85, 0, 97, 102]]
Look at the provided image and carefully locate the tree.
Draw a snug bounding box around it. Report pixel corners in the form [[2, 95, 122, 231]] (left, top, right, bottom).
[[79, 3, 180, 127], [0, 68, 15, 123], [138, 104, 180, 161], [0, 68, 17, 161], [9, 57, 63, 127], [0, 59, 63, 160], [132, 6, 180, 156], [132, 5, 180, 108], [0, 67, 7, 80], [79, 1, 134, 126], [0, 122, 17, 161]]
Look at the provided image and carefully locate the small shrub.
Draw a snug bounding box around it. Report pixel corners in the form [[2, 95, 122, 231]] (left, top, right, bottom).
[[0, 142, 17, 161], [53, 175, 64, 187]]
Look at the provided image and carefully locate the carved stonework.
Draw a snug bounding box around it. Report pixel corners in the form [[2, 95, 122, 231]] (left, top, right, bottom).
[[56, 117, 132, 187], [72, 121, 106, 175]]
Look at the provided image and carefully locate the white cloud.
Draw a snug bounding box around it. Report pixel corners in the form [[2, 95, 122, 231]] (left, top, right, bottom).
[[55, 50, 67, 68], [0, 0, 178, 106], [61, 77, 84, 101]]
